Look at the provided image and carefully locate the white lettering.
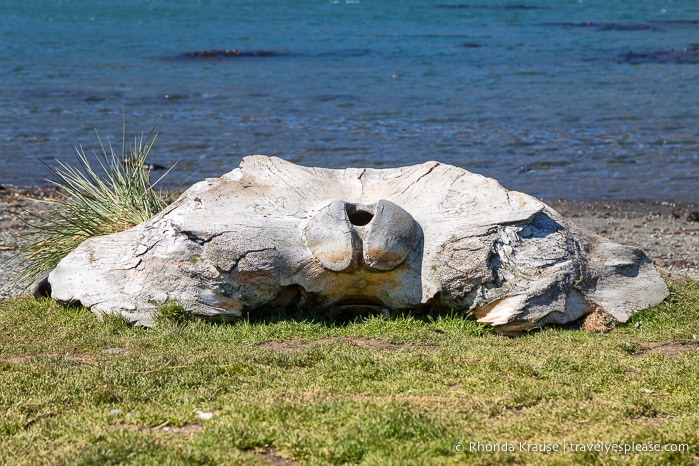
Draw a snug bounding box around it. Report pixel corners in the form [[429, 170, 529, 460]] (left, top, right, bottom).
[[518, 442, 559, 452], [460, 441, 690, 456], [468, 441, 515, 452]]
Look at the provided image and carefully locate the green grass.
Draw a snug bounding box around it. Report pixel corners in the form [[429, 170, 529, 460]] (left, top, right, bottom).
[[1, 281, 698, 465]]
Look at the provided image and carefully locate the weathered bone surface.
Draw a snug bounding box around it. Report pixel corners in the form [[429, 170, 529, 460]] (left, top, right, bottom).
[[42, 156, 669, 333]]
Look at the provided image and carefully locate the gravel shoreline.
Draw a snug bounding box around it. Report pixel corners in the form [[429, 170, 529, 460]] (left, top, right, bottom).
[[1, 186, 697, 300]]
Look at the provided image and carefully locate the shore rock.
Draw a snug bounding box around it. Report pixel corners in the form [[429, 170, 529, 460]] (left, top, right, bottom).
[[41, 156, 669, 333]]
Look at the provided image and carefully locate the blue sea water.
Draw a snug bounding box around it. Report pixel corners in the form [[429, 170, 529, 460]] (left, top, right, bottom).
[[1, 0, 698, 201]]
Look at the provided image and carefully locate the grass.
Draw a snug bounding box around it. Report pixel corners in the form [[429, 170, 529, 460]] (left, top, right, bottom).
[[1, 280, 697, 465], [14, 128, 172, 286]]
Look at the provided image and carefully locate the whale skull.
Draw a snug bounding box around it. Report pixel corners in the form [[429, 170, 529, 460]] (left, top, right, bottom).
[[41, 156, 668, 333]]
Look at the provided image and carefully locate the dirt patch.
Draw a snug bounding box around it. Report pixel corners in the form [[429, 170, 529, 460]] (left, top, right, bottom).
[[257, 337, 436, 353], [640, 340, 699, 358], [346, 337, 415, 350], [104, 347, 131, 356], [344, 393, 468, 411], [0, 349, 132, 366], [0, 352, 94, 366], [632, 417, 668, 425], [254, 449, 297, 465], [160, 424, 204, 435], [23, 412, 56, 430], [112, 423, 149, 432], [113, 423, 203, 435], [0, 355, 35, 364], [64, 352, 94, 365]]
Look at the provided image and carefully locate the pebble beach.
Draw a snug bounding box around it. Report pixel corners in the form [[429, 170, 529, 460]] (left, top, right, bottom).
[[1, 186, 696, 301]]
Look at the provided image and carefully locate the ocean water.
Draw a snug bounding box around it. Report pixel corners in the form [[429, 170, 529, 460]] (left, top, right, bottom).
[[1, 0, 698, 202]]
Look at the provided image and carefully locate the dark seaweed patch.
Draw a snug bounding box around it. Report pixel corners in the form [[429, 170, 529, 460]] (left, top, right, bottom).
[[616, 47, 699, 64], [313, 94, 359, 102], [315, 48, 371, 57], [436, 4, 541, 10], [547, 22, 653, 31], [23, 89, 124, 101], [174, 48, 370, 60], [180, 49, 284, 59], [651, 19, 699, 26]]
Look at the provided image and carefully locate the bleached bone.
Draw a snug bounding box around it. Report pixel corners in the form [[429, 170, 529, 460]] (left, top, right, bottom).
[[41, 156, 668, 333]]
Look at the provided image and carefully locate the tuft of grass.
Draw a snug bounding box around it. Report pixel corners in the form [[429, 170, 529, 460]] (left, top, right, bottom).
[[0, 281, 697, 465], [155, 300, 196, 325], [15, 128, 173, 286]]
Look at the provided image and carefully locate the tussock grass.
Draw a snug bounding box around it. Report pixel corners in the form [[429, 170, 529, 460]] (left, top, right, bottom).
[[0, 281, 697, 465], [15, 129, 172, 286]]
